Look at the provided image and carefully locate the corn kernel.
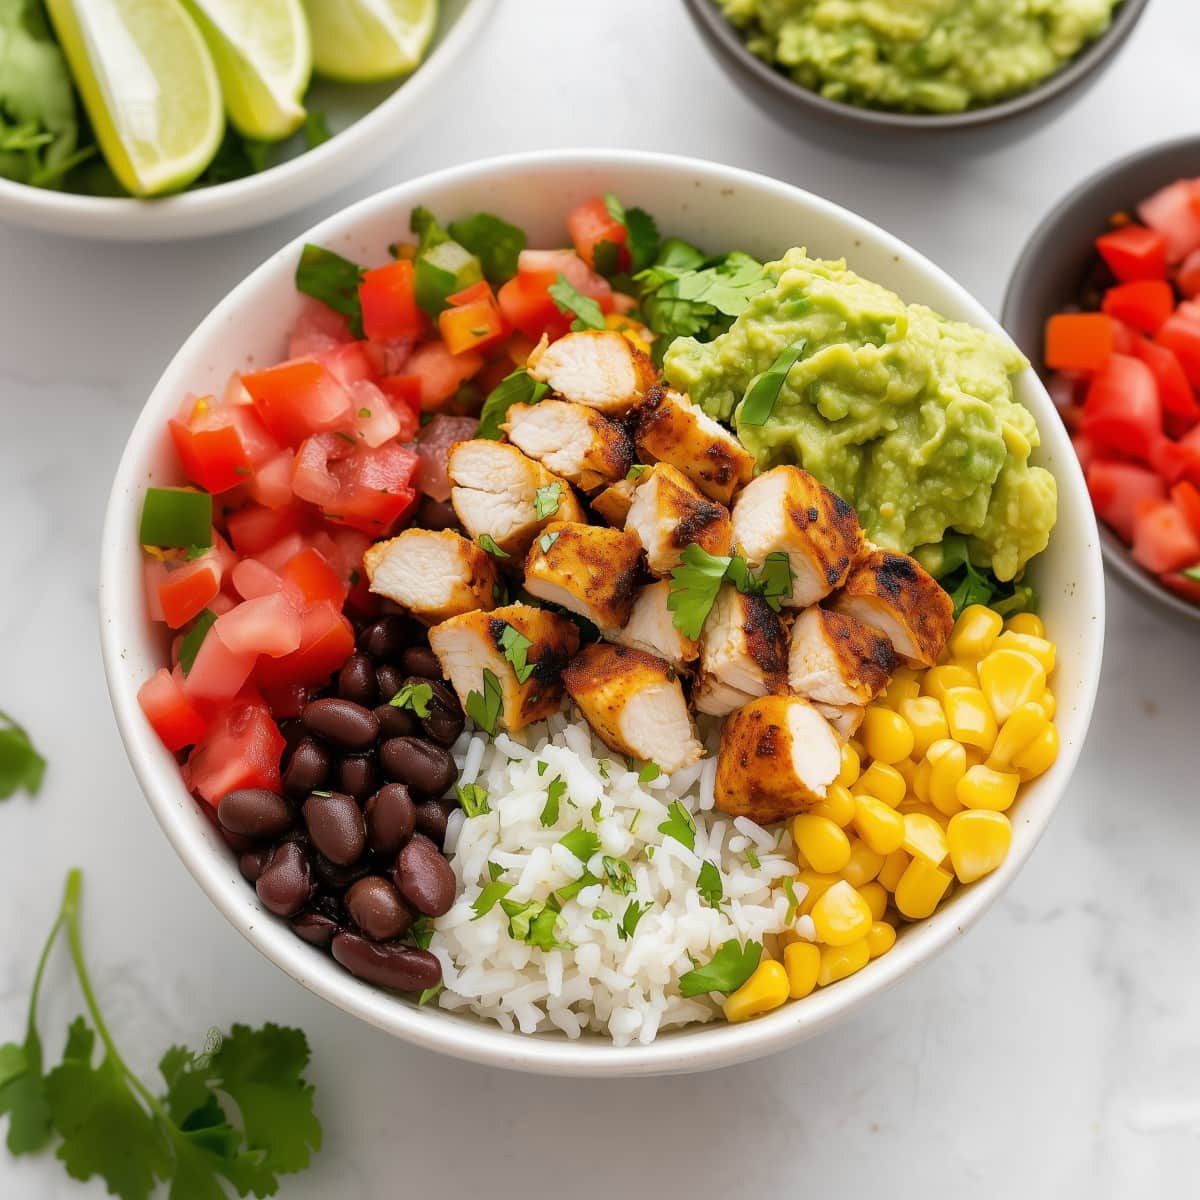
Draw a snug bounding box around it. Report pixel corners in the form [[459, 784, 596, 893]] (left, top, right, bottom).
[[783, 942, 821, 1000], [893, 756, 918, 788], [810, 783, 856, 828], [859, 881, 888, 921], [988, 702, 1049, 770], [792, 815, 852, 874], [816, 938, 871, 987], [894, 857, 953, 919], [995, 631, 1056, 675], [949, 604, 1004, 662], [898, 696, 950, 759], [840, 838, 885, 887], [926, 738, 967, 817], [942, 687, 998, 753], [978, 648, 1046, 724], [877, 849, 910, 892], [1038, 690, 1057, 720], [1013, 722, 1059, 780], [912, 757, 933, 804], [901, 812, 949, 865], [795, 870, 838, 916], [956, 763, 1020, 812], [1005, 612, 1045, 639], [837, 742, 861, 788], [921, 663, 976, 703], [811, 880, 873, 946], [861, 707, 915, 764], [897, 800, 948, 825], [882, 666, 921, 708], [866, 920, 897, 958], [947, 810, 1012, 883], [852, 761, 906, 808], [853, 794, 906, 855], [723, 959, 790, 1022]]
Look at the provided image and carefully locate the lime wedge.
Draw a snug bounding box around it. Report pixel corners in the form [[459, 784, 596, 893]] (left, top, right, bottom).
[[302, 0, 437, 83], [181, 0, 312, 141], [44, 0, 224, 197]]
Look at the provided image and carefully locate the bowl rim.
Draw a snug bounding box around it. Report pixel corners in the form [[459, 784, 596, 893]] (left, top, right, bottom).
[[99, 148, 1106, 1076], [0, 0, 496, 242], [1001, 132, 1200, 627], [681, 0, 1151, 131]]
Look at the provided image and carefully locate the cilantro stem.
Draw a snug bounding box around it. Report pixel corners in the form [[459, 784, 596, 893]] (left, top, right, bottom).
[[23, 904, 64, 1053]]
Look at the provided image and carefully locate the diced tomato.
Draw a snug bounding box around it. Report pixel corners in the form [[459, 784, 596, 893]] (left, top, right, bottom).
[[1086, 460, 1167, 541], [1156, 312, 1200, 388], [1138, 181, 1200, 264], [405, 340, 485, 411], [1178, 249, 1200, 299], [1149, 436, 1194, 485], [257, 531, 308, 574], [1160, 570, 1200, 604], [518, 250, 614, 309], [231, 557, 296, 604], [360, 259, 425, 342], [138, 666, 208, 753], [1101, 280, 1175, 335], [208, 592, 236, 617], [347, 382, 404, 448], [158, 558, 222, 629], [1081, 353, 1162, 460], [291, 432, 345, 506], [1045, 312, 1114, 372], [254, 600, 354, 689], [325, 442, 419, 535], [288, 297, 353, 359], [281, 546, 346, 608], [377, 376, 421, 440], [567, 196, 630, 273], [214, 593, 302, 658], [1171, 480, 1200, 537], [168, 402, 279, 495], [1132, 499, 1200, 573], [1132, 337, 1200, 426], [319, 341, 377, 391], [183, 698, 285, 806], [439, 280, 509, 355], [225, 502, 306, 556], [144, 559, 168, 622], [244, 449, 295, 510], [1071, 432, 1097, 473], [497, 272, 570, 340], [242, 360, 352, 447], [257, 682, 313, 720], [1095, 224, 1168, 282], [1179, 425, 1200, 486], [416, 414, 478, 502], [183, 626, 258, 706]]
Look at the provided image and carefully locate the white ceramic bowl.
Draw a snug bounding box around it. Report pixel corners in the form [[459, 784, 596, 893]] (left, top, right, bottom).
[[99, 150, 1106, 1076], [0, 0, 493, 242]]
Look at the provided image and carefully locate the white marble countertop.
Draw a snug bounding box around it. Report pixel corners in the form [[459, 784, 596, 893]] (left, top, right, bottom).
[[3, 0, 1200, 1195]]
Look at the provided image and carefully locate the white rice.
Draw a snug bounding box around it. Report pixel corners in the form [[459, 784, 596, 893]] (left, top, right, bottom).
[[430, 717, 809, 1046]]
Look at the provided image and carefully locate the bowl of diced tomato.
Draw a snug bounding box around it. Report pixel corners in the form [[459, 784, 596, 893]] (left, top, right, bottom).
[[1004, 136, 1200, 624]]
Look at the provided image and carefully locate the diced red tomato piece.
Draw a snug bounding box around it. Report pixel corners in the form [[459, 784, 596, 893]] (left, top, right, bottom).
[[288, 297, 353, 359], [1071, 432, 1097, 473], [1149, 436, 1194, 485], [360, 259, 425, 342], [291, 432, 346, 506], [214, 593, 302, 658], [1095, 224, 1168, 282], [1160, 570, 1200, 604], [231, 557, 291, 603], [497, 272, 570, 340], [1045, 312, 1114, 372], [1171, 480, 1200, 537], [244, 449, 295, 510], [377, 376, 421, 440], [254, 600, 354, 689], [281, 546, 346, 608], [1132, 337, 1200, 426], [416, 414, 478, 502], [257, 682, 313, 720], [1081, 353, 1162, 460], [1139, 181, 1200, 264], [347, 381, 411, 448], [1132, 499, 1200, 573], [183, 698, 285, 805], [145, 559, 168, 622], [518, 250, 614, 309], [567, 196, 630, 273], [1178, 249, 1200, 299], [405, 340, 485, 411], [1156, 312, 1200, 388], [242, 360, 352, 447], [138, 666, 208, 753], [184, 626, 258, 705], [169, 402, 279, 495], [1101, 280, 1175, 335], [1086, 460, 1167, 542], [158, 558, 222, 629], [319, 341, 377, 390], [225, 502, 307, 556], [324, 442, 419, 535]]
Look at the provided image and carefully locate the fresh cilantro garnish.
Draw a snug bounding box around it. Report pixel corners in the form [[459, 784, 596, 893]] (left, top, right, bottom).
[[0, 871, 321, 1192], [533, 482, 563, 520], [478, 533, 509, 558], [499, 624, 535, 684], [783, 877, 802, 924], [178, 609, 218, 677], [757, 552, 794, 611], [0, 709, 45, 801], [557, 871, 599, 902], [697, 860, 723, 907], [456, 783, 490, 818], [591, 799, 603, 822], [465, 668, 503, 735], [740, 340, 808, 426], [295, 244, 364, 337], [599, 856, 633, 896], [548, 274, 606, 331], [539, 530, 561, 554], [390, 682, 433, 718], [626, 463, 649, 482], [667, 545, 732, 639], [1184, 563, 1200, 582], [559, 826, 600, 863], [745, 846, 761, 870], [628, 810, 640, 835], [600, 193, 660, 274], [448, 212, 527, 284], [592, 908, 613, 921], [476, 368, 548, 440], [409, 917, 435, 949], [536, 760, 549, 777], [500, 897, 571, 951], [937, 535, 1038, 619], [540, 777, 566, 827], [487, 861, 505, 881], [617, 900, 650, 941], [304, 110, 331, 149], [417, 982, 444, 1007], [470, 880, 513, 919], [637, 762, 661, 784], [357, 406, 372, 419], [679, 939, 763, 997], [657, 800, 696, 852]]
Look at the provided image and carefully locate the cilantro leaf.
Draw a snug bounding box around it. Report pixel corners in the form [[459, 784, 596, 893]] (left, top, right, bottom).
[[592, 908, 613, 921], [1185, 563, 1200, 583], [601, 856, 635, 896], [548, 274, 606, 331], [448, 212, 527, 284], [465, 668, 503, 735], [745, 846, 761, 870], [500, 898, 571, 951], [499, 624, 535, 684], [657, 800, 696, 852], [559, 826, 600, 863], [456, 782, 490, 817], [0, 1035, 52, 1155], [488, 861, 506, 881], [783, 877, 801, 924], [178, 610, 218, 677], [937, 534, 1038, 619], [557, 870, 599, 902], [470, 880, 513, 919], [626, 463, 649, 482], [617, 900, 650, 941], [478, 533, 509, 558], [304, 110, 331, 149], [697, 861, 723, 907], [476, 368, 549, 440], [740, 340, 808, 426], [679, 939, 763, 997], [637, 762, 661, 784], [756, 552, 794, 611], [418, 982, 444, 1008], [624, 207, 660, 273], [295, 244, 365, 338], [540, 777, 566, 827], [389, 682, 433, 718], [0, 709, 45, 801], [667, 544, 732, 639], [533, 482, 563, 520], [539, 530, 561, 553]]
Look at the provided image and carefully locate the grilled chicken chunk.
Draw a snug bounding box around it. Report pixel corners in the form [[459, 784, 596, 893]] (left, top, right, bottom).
[[692, 586, 788, 716], [526, 330, 658, 415], [829, 549, 954, 668], [608, 580, 699, 670], [731, 466, 863, 608], [787, 606, 895, 708], [364, 529, 498, 625], [447, 440, 585, 558], [503, 400, 633, 492], [715, 695, 841, 824], [812, 701, 865, 740], [562, 643, 702, 774], [522, 521, 643, 631], [428, 603, 580, 734], [625, 462, 732, 576], [630, 386, 756, 505], [591, 477, 637, 526]]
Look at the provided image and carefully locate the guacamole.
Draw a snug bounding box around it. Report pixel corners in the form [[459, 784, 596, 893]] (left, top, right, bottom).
[[662, 250, 1056, 582], [717, 0, 1122, 114]]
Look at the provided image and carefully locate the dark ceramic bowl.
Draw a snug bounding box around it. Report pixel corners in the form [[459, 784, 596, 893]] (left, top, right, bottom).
[[1003, 135, 1200, 626], [683, 0, 1151, 136]]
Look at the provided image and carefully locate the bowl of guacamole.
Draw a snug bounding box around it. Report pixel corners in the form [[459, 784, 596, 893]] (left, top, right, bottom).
[[684, 0, 1150, 130]]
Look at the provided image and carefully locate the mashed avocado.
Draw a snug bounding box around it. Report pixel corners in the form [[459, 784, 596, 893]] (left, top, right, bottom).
[[662, 250, 1056, 581], [718, 0, 1122, 113]]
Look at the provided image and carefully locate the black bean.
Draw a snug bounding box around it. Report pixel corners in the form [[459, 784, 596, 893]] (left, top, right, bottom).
[[400, 646, 442, 679], [290, 909, 341, 947], [312, 852, 373, 892], [303, 792, 366, 865], [301, 698, 380, 752], [344, 876, 413, 941], [282, 738, 332, 797], [375, 663, 405, 702], [357, 616, 409, 662], [279, 718, 308, 758], [374, 702, 415, 739], [238, 848, 271, 884], [218, 826, 255, 854], [339, 754, 377, 802], [414, 799, 457, 847], [415, 496, 461, 533], [331, 933, 442, 993], [394, 834, 457, 917], [379, 737, 456, 796], [337, 654, 379, 708], [218, 789, 294, 841], [365, 783, 416, 856], [256, 842, 314, 917], [419, 680, 464, 746]]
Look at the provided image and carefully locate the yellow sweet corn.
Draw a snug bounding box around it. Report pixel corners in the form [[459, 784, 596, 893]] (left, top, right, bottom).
[[978, 648, 1046, 723], [866, 921, 897, 959], [911, 757, 933, 805], [948, 604, 1004, 663], [921, 663, 977, 703], [882, 666, 922, 708], [1012, 722, 1059, 780], [926, 738, 967, 817], [783, 942, 821, 1000], [995, 631, 1056, 675], [852, 761, 907, 808], [861, 706, 915, 764], [947, 810, 1012, 883], [877, 849, 910, 893], [897, 800, 949, 826], [811, 880, 873, 946], [723, 959, 790, 1022], [795, 869, 838, 916], [1005, 612, 1045, 639], [942, 687, 998, 753], [810, 783, 856, 828], [899, 696, 950, 759], [859, 881, 888, 921], [901, 812, 949, 865], [840, 838, 885, 888], [894, 857, 953, 919], [988, 701, 1049, 771], [853, 794, 906, 856], [792, 815, 852, 874], [1038, 690, 1057, 720], [893, 756, 918, 788], [817, 938, 871, 987], [956, 763, 1020, 812], [837, 741, 861, 788]]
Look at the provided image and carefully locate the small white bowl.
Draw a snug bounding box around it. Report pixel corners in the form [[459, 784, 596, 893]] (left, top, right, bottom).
[[0, 0, 494, 242], [99, 150, 1106, 1076]]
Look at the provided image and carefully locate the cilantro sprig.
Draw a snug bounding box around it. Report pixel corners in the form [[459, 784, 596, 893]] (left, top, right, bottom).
[[657, 800, 696, 852], [476, 368, 548, 441], [679, 939, 763, 998], [389, 681, 433, 718], [499, 624, 535, 684], [0, 709, 45, 801], [465, 668, 504, 735], [937, 535, 1037, 619], [295, 244, 365, 338], [696, 861, 723, 907], [0, 871, 321, 1195], [540, 777, 566, 827], [533, 482, 563, 520], [667, 545, 792, 639], [598, 193, 660, 275], [548, 274, 606, 331]]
